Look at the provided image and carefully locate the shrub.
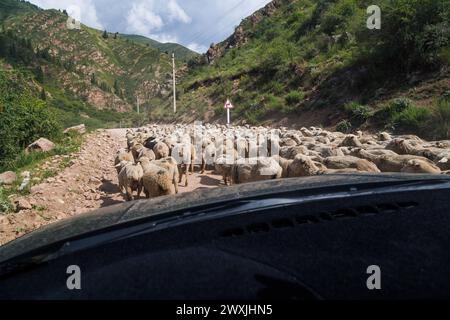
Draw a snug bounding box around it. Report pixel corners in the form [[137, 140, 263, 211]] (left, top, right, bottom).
[[336, 119, 352, 133], [391, 105, 431, 132], [0, 187, 12, 214], [375, 98, 413, 121], [431, 98, 450, 138], [285, 90, 304, 106], [344, 102, 372, 123], [0, 73, 62, 170]]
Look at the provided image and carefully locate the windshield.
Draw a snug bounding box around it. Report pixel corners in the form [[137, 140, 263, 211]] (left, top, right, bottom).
[[0, 0, 449, 302]]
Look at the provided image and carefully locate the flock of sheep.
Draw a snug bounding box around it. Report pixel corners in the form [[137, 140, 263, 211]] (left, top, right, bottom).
[[114, 124, 450, 201]]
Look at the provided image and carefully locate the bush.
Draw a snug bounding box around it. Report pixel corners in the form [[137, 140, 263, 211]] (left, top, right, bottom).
[[374, 98, 413, 121], [391, 105, 431, 132], [336, 119, 352, 133], [357, 0, 449, 72], [0, 187, 12, 214], [344, 102, 372, 123], [0, 73, 62, 170], [431, 98, 450, 138], [285, 90, 304, 106]]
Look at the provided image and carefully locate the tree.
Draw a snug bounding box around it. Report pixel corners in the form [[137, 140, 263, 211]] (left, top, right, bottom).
[[90, 73, 97, 85], [34, 66, 44, 83], [40, 88, 46, 100], [102, 30, 109, 39], [114, 32, 118, 39], [114, 79, 120, 96]]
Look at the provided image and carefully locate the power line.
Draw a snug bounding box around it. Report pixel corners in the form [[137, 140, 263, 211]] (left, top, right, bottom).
[[183, 0, 247, 47]]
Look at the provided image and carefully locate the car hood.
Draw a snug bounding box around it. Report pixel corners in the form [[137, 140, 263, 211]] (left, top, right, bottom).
[[1, 173, 449, 263]]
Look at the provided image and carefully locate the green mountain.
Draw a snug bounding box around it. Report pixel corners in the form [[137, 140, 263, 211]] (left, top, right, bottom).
[[0, 0, 184, 115], [0, 0, 190, 168], [151, 0, 449, 139], [121, 34, 199, 62]]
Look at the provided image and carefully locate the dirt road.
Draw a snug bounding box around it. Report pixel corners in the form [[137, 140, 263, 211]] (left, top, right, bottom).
[[0, 129, 223, 246]]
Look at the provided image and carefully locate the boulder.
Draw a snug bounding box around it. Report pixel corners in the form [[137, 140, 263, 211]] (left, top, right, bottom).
[[15, 199, 32, 212], [26, 138, 55, 153], [0, 171, 17, 185], [64, 124, 86, 135]]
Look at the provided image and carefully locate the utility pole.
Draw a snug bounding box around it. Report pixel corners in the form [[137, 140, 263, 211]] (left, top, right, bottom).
[[172, 53, 177, 114], [137, 97, 140, 114]]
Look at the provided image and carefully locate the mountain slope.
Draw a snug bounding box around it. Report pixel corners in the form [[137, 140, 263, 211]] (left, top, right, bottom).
[[0, 1, 181, 113], [153, 0, 449, 139], [121, 34, 199, 61]]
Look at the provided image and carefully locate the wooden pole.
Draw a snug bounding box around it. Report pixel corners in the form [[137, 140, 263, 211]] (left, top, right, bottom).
[[172, 53, 177, 114]]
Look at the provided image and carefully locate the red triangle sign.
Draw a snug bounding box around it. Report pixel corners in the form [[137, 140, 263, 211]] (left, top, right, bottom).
[[224, 99, 234, 109]]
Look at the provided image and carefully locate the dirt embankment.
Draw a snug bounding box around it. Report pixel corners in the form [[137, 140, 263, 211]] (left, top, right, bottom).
[[0, 129, 223, 246]]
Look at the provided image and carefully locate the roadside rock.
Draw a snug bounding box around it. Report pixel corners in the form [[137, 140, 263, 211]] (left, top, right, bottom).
[[15, 199, 32, 212], [0, 171, 17, 185], [26, 138, 55, 153], [64, 124, 86, 135]]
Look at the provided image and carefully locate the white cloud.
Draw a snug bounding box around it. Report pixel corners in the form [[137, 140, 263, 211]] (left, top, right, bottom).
[[187, 42, 207, 54], [167, 0, 191, 23], [30, 0, 103, 29], [150, 33, 179, 43], [126, 1, 164, 36], [29, 0, 273, 48], [125, 0, 191, 42]]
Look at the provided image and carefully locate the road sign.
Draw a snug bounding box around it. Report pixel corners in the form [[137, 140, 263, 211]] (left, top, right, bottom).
[[224, 99, 233, 124], [224, 99, 234, 109]]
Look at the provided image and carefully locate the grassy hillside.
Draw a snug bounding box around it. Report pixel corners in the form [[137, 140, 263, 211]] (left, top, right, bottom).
[[0, 1, 183, 113], [152, 0, 449, 139], [121, 34, 199, 62]]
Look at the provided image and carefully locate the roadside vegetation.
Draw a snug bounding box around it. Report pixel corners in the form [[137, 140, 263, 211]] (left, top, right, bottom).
[[150, 0, 449, 137]]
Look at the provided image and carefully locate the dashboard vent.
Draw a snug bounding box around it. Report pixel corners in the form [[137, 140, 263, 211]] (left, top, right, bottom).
[[220, 201, 419, 238]]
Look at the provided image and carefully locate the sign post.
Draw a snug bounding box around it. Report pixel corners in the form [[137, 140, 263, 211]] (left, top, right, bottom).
[[224, 99, 234, 125]]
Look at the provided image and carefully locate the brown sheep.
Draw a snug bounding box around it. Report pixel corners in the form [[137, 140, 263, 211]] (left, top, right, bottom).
[[141, 157, 179, 198], [114, 151, 134, 174], [401, 159, 441, 174], [117, 162, 144, 201], [214, 154, 234, 186], [377, 155, 434, 172], [153, 142, 170, 160], [138, 147, 156, 161], [286, 155, 323, 178], [232, 157, 282, 184], [339, 135, 363, 148], [324, 156, 380, 173]]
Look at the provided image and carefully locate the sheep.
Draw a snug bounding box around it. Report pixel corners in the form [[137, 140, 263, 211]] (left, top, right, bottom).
[[114, 150, 134, 174], [138, 147, 156, 161], [231, 157, 282, 184], [153, 142, 170, 160], [324, 156, 380, 173], [214, 154, 234, 186], [379, 132, 392, 141], [201, 143, 217, 174], [172, 143, 197, 187], [401, 159, 441, 174], [280, 138, 298, 148], [314, 146, 344, 158], [437, 157, 450, 171], [377, 155, 434, 172], [339, 135, 363, 148], [273, 155, 322, 178], [117, 162, 144, 201], [141, 157, 179, 198], [280, 146, 309, 160], [130, 143, 145, 162]]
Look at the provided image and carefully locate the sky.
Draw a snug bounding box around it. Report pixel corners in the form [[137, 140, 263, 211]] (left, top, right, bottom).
[[28, 0, 272, 53]]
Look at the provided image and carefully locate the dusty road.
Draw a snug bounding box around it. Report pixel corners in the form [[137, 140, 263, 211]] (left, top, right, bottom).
[[0, 129, 224, 246]]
